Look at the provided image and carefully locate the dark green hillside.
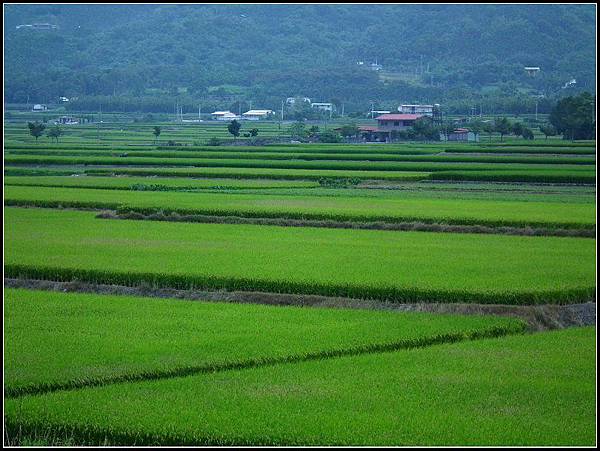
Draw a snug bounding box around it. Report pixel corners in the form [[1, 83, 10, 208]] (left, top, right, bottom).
[[4, 4, 596, 113]]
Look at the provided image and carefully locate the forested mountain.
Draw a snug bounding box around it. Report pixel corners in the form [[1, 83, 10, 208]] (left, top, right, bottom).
[[4, 4, 596, 114]]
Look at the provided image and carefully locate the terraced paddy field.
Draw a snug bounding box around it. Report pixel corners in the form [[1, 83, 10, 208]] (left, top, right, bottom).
[[3, 131, 596, 446], [3, 184, 596, 231], [5, 208, 595, 304], [4, 288, 524, 397], [5, 327, 595, 446]]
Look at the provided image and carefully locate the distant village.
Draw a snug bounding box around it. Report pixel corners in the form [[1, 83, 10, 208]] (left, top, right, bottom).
[[29, 98, 480, 143]]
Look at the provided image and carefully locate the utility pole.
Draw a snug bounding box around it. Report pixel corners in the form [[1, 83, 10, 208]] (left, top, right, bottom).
[[281, 100, 284, 122], [341, 103, 344, 118]]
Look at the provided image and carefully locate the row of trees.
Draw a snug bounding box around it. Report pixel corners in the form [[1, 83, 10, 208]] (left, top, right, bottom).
[[27, 122, 63, 143]]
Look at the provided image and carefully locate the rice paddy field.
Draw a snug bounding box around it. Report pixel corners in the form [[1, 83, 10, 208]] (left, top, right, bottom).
[[3, 119, 597, 446]]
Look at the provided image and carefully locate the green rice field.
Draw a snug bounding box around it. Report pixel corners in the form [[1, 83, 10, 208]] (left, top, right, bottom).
[[4, 288, 524, 397], [5, 327, 595, 446], [3, 118, 596, 446], [4, 208, 595, 304]]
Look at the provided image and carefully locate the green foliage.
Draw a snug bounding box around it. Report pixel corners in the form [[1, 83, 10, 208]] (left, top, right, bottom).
[[27, 122, 46, 143], [338, 123, 360, 139], [539, 123, 557, 140], [46, 125, 62, 143], [511, 122, 524, 136], [152, 126, 161, 143], [412, 118, 440, 141], [549, 92, 596, 140], [493, 117, 512, 141], [521, 127, 534, 140], [227, 120, 242, 140], [207, 137, 223, 146], [318, 130, 342, 143], [4, 5, 596, 113], [288, 121, 307, 140]]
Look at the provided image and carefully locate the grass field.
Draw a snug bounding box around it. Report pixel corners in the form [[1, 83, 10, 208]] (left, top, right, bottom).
[[4, 288, 524, 397], [3, 184, 596, 230], [5, 327, 595, 446], [5, 208, 595, 304], [3, 118, 596, 446], [2, 175, 320, 190]]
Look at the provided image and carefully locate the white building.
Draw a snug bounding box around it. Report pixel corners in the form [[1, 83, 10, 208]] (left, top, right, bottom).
[[211, 111, 241, 121], [286, 97, 311, 105], [212, 111, 241, 121], [311, 102, 333, 112], [397, 104, 438, 117], [242, 109, 274, 120], [59, 96, 70, 103], [32, 104, 47, 112], [55, 116, 79, 125]]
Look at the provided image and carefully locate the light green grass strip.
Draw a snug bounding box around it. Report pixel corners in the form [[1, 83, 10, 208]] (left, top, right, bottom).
[[4, 327, 595, 446], [4, 208, 596, 304], [3, 185, 596, 229], [3, 288, 523, 397], [3, 175, 319, 190]]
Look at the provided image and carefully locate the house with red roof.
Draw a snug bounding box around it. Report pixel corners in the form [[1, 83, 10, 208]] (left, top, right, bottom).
[[356, 113, 430, 142]]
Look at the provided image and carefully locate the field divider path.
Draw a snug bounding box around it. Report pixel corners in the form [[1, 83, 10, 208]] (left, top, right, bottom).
[[4, 323, 524, 399], [4, 263, 595, 306], [97, 210, 596, 238]]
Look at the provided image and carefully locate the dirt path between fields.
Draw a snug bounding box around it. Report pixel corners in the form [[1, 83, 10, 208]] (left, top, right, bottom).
[[5, 278, 595, 331]]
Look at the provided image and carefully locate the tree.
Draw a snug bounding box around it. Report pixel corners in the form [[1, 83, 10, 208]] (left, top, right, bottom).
[[413, 118, 440, 141], [46, 125, 63, 143], [511, 122, 524, 137], [339, 123, 360, 140], [539, 124, 557, 140], [494, 117, 512, 142], [153, 126, 161, 144], [27, 122, 46, 143], [288, 121, 307, 140], [318, 130, 342, 143], [307, 125, 320, 139], [249, 128, 259, 137], [549, 92, 596, 141], [521, 127, 534, 140], [440, 122, 455, 141], [227, 119, 241, 141], [482, 122, 494, 143], [468, 121, 484, 142]]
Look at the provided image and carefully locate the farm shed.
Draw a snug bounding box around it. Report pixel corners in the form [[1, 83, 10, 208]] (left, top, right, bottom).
[[242, 109, 274, 120], [447, 128, 478, 142]]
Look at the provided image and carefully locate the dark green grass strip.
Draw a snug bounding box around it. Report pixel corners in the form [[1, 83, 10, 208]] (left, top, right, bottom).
[[5, 148, 596, 165], [4, 324, 523, 400], [4, 264, 594, 307], [430, 170, 596, 184], [4, 198, 595, 231]]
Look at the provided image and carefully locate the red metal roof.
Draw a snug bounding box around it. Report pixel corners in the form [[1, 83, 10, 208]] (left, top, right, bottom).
[[358, 126, 379, 132], [375, 114, 423, 121]]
